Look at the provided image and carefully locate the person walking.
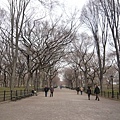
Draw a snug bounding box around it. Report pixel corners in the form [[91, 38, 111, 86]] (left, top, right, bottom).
[[76, 86, 80, 95], [87, 86, 91, 100], [44, 85, 49, 97], [94, 84, 100, 101], [80, 87, 83, 95], [50, 86, 54, 97]]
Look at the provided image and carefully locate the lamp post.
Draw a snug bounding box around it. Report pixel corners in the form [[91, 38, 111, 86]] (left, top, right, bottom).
[[110, 75, 114, 98]]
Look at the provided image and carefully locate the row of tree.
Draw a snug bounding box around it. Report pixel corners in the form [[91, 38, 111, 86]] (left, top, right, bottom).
[[0, 0, 120, 94], [63, 0, 120, 93], [0, 0, 78, 90]]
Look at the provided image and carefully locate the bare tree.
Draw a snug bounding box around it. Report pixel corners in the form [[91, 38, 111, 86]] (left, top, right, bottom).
[[80, 0, 109, 92], [3, 0, 31, 90], [99, 0, 120, 94], [65, 33, 96, 90], [63, 68, 75, 88], [0, 0, 79, 90]]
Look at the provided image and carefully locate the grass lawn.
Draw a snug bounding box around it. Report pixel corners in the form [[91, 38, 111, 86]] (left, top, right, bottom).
[[0, 87, 33, 91], [0, 87, 25, 91]]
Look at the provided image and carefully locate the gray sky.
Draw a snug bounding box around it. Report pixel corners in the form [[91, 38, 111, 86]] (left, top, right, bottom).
[[60, 0, 88, 9], [0, 0, 88, 25], [0, 0, 88, 10]]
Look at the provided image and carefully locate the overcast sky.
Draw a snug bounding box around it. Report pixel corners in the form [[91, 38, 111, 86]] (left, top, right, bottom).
[[0, 0, 88, 31], [0, 0, 88, 11], [0, 0, 88, 24], [60, 0, 88, 9]]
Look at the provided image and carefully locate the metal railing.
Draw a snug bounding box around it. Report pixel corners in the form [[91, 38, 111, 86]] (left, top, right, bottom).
[[90, 90, 120, 100], [0, 88, 44, 102], [100, 91, 120, 100], [0, 90, 32, 102]]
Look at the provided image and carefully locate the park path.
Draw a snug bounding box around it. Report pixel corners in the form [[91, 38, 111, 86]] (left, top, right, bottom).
[[0, 88, 120, 120]]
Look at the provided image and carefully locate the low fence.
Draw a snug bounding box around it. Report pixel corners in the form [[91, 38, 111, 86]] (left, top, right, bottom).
[[91, 90, 120, 100], [0, 90, 32, 102], [0, 88, 44, 102], [100, 91, 120, 100]]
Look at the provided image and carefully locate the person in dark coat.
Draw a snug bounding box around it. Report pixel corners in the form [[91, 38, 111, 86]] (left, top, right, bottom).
[[87, 86, 91, 100], [76, 86, 80, 95], [50, 86, 54, 97], [44, 86, 49, 97], [94, 85, 100, 101]]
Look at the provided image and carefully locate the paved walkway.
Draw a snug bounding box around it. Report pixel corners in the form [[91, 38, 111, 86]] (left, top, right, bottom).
[[0, 88, 120, 120]]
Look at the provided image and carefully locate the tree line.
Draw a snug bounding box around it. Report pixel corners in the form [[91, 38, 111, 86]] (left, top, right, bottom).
[[0, 0, 120, 94], [63, 0, 120, 94], [0, 0, 78, 90]]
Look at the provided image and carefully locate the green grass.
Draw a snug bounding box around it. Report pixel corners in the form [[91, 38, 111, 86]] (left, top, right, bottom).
[[0, 87, 33, 92], [103, 89, 119, 94], [0, 87, 21, 91]]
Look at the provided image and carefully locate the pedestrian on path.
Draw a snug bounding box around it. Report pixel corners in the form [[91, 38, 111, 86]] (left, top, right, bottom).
[[44, 85, 49, 97], [50, 86, 54, 97], [76, 86, 80, 95], [80, 87, 83, 95], [60, 85, 62, 89], [94, 84, 100, 101], [87, 86, 91, 100]]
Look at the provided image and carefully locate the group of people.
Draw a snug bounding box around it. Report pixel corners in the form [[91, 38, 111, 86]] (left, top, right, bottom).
[[31, 86, 54, 97], [76, 86, 84, 95], [44, 86, 54, 97], [87, 84, 100, 101], [76, 84, 100, 101], [32, 84, 100, 101]]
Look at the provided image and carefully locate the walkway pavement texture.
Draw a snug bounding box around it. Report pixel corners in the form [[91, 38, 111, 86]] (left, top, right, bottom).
[[0, 88, 120, 120]]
